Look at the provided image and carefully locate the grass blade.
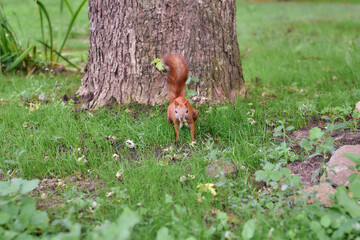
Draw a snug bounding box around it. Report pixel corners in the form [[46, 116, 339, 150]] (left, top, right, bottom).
[[63, 0, 74, 16], [38, 5, 47, 62], [1, 23, 20, 54], [58, 0, 64, 50], [4, 45, 35, 73], [36, 0, 53, 62], [0, 53, 17, 62], [37, 40, 80, 70], [57, 0, 87, 61]]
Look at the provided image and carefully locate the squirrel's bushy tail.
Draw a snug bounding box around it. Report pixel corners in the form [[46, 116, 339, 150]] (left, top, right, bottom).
[[163, 54, 189, 103]]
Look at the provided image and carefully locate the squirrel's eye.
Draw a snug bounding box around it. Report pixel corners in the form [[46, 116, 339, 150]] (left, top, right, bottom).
[[186, 110, 188, 113], [175, 111, 178, 113]]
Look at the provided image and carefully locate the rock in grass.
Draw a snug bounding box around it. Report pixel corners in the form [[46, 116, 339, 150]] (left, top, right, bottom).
[[206, 161, 237, 177], [302, 182, 336, 207], [320, 145, 360, 187], [356, 101, 360, 111]]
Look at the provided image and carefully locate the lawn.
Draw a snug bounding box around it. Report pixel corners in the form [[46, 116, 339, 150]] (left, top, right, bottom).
[[0, 0, 360, 239]]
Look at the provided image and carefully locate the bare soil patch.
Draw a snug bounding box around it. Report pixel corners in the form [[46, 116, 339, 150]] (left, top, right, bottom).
[[32, 173, 105, 210], [286, 120, 360, 186]]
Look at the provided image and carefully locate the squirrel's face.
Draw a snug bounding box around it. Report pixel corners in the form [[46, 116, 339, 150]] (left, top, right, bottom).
[[174, 99, 189, 121], [175, 105, 189, 121]]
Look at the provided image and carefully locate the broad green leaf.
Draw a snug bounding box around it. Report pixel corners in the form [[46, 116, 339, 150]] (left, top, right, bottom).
[[320, 215, 331, 228], [0, 181, 10, 196], [317, 138, 335, 155], [309, 127, 324, 140], [217, 211, 228, 224], [185, 76, 191, 85], [344, 153, 360, 167], [0, 204, 19, 217], [254, 170, 267, 181], [332, 216, 360, 239], [92, 208, 140, 239], [279, 167, 291, 175], [156, 227, 174, 240], [285, 174, 301, 187], [20, 179, 40, 194], [269, 171, 283, 182], [337, 186, 360, 218], [285, 126, 295, 131], [1, 179, 22, 195], [150, 58, 161, 65], [352, 110, 360, 119], [242, 219, 256, 239], [265, 202, 274, 209], [275, 125, 283, 131], [263, 162, 274, 171], [14, 198, 36, 231], [31, 211, 49, 228], [186, 89, 197, 97], [309, 221, 329, 240], [325, 123, 336, 132], [349, 176, 360, 199], [2, 229, 17, 239], [13, 233, 34, 240], [348, 173, 358, 183], [299, 138, 314, 152], [190, 77, 200, 82], [155, 62, 164, 71], [0, 212, 11, 224], [272, 132, 282, 137]]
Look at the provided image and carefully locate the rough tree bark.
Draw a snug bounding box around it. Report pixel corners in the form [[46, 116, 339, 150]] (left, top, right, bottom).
[[78, 0, 246, 107]]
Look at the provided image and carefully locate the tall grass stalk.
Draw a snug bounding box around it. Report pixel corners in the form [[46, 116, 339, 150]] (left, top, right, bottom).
[[63, 0, 74, 16], [36, 0, 53, 62], [0, 7, 35, 72], [56, 0, 87, 61], [35, 0, 87, 68]]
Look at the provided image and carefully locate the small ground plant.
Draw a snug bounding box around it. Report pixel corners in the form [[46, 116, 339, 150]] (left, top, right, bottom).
[[299, 127, 335, 159]]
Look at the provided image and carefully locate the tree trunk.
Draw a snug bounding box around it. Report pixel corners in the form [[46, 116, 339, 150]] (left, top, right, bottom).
[[78, 0, 246, 108]]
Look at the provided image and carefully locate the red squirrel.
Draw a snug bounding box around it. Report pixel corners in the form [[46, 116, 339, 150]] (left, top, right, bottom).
[[163, 54, 198, 142]]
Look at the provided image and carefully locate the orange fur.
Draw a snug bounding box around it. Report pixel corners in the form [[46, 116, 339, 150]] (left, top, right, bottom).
[[163, 54, 198, 142]]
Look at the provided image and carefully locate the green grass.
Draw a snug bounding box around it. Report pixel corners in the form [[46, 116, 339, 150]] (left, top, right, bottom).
[[2, 0, 89, 69], [1, 0, 360, 239]]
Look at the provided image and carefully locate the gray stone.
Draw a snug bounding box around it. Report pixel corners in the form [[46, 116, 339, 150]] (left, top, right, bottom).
[[321, 145, 360, 187], [355, 101, 360, 111], [303, 182, 336, 207]]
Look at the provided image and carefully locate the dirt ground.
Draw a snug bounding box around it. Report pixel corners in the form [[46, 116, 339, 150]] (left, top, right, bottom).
[[32, 173, 105, 210], [287, 121, 360, 186]]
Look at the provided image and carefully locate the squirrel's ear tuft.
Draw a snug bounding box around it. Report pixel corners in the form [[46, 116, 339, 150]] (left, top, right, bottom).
[[174, 100, 179, 107], [184, 99, 189, 106]]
